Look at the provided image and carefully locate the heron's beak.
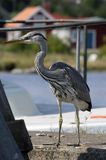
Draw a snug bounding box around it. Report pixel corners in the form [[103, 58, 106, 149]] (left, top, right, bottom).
[[4, 31, 35, 44], [3, 35, 27, 44]]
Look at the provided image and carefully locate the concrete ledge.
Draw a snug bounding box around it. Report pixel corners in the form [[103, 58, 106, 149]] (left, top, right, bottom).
[[28, 132, 106, 160], [29, 145, 106, 160]]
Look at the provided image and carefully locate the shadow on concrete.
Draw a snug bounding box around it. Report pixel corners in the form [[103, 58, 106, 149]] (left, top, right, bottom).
[[78, 147, 106, 160]]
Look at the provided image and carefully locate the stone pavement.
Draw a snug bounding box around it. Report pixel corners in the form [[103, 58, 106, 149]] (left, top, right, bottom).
[[28, 131, 106, 160]]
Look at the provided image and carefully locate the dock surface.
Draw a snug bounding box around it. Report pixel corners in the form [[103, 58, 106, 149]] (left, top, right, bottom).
[[29, 131, 106, 160]]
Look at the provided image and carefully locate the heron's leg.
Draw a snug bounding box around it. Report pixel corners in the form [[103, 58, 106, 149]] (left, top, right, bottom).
[[57, 99, 63, 146], [75, 107, 80, 146]]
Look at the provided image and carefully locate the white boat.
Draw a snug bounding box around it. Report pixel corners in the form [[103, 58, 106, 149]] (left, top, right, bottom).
[[1, 79, 106, 134], [1, 79, 40, 117]]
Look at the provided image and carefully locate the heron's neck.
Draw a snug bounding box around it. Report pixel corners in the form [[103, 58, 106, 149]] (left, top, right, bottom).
[[35, 40, 59, 80], [35, 40, 48, 74]]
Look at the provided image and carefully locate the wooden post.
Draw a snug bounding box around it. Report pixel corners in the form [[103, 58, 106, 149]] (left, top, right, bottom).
[[0, 80, 15, 121], [0, 79, 33, 159], [0, 113, 24, 160], [8, 120, 33, 152]]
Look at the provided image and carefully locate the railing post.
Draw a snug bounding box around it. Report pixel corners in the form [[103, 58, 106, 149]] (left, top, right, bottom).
[[76, 27, 81, 72], [83, 25, 87, 82]]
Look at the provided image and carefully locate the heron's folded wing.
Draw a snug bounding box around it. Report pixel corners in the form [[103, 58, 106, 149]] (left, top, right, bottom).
[[65, 67, 91, 103]]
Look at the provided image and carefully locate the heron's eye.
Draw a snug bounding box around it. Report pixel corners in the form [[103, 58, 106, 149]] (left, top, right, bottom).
[[24, 36, 29, 40]]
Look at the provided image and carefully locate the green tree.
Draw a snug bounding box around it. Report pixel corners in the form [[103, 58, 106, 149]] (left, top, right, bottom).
[[96, 3, 106, 18], [30, 0, 42, 6], [82, 0, 103, 9]]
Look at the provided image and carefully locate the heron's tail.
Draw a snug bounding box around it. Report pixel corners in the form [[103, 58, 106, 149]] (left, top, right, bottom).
[[87, 101, 92, 112]]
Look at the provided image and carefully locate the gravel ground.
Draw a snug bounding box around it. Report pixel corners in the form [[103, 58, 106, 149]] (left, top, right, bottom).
[[28, 131, 106, 160]]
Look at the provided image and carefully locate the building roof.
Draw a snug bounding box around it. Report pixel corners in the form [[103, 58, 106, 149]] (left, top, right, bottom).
[[5, 5, 77, 28], [5, 6, 54, 28], [5, 7, 38, 27]]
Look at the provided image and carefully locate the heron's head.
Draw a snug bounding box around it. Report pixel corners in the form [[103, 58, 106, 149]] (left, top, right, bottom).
[[5, 32, 47, 44]]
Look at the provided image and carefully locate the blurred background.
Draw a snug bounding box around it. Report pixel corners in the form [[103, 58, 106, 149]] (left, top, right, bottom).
[[0, 0, 106, 132], [0, 0, 106, 71]]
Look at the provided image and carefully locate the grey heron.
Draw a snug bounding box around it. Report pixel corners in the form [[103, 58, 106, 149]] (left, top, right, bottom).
[[5, 32, 92, 146]]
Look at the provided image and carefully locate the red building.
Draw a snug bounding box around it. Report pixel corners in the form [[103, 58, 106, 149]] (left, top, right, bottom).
[[88, 24, 106, 48], [70, 17, 106, 49]]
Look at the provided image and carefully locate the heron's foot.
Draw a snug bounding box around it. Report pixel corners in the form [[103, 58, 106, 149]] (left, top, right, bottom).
[[76, 138, 81, 146], [56, 138, 61, 147], [74, 142, 82, 148], [56, 141, 61, 147], [77, 142, 80, 147], [77, 136, 81, 145], [67, 142, 81, 147]]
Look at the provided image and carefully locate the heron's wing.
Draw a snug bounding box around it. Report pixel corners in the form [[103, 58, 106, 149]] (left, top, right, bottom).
[[50, 62, 91, 103], [64, 66, 91, 103]]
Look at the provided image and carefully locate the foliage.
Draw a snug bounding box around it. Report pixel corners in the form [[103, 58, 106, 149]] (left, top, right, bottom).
[[1, 0, 106, 18], [81, 0, 106, 18], [5, 43, 39, 54], [0, 51, 35, 70], [99, 45, 106, 59], [47, 35, 71, 54], [30, 0, 42, 6], [2, 35, 71, 55], [82, 0, 102, 9], [88, 59, 106, 71], [98, 36, 106, 58], [0, 0, 29, 12], [96, 4, 106, 18], [1, 43, 106, 71], [76, 3, 94, 17]]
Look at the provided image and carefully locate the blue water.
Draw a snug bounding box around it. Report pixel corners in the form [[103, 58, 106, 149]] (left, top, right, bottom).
[[0, 72, 106, 109]]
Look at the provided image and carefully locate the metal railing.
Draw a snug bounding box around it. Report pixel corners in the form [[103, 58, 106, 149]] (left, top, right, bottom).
[[0, 19, 106, 81], [0, 19, 106, 32]]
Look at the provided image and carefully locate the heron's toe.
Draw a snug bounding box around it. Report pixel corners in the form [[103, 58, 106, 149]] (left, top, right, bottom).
[[56, 142, 61, 147]]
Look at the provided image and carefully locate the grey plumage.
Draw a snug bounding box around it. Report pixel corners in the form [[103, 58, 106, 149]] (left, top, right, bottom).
[[5, 32, 92, 146], [49, 62, 92, 111]]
